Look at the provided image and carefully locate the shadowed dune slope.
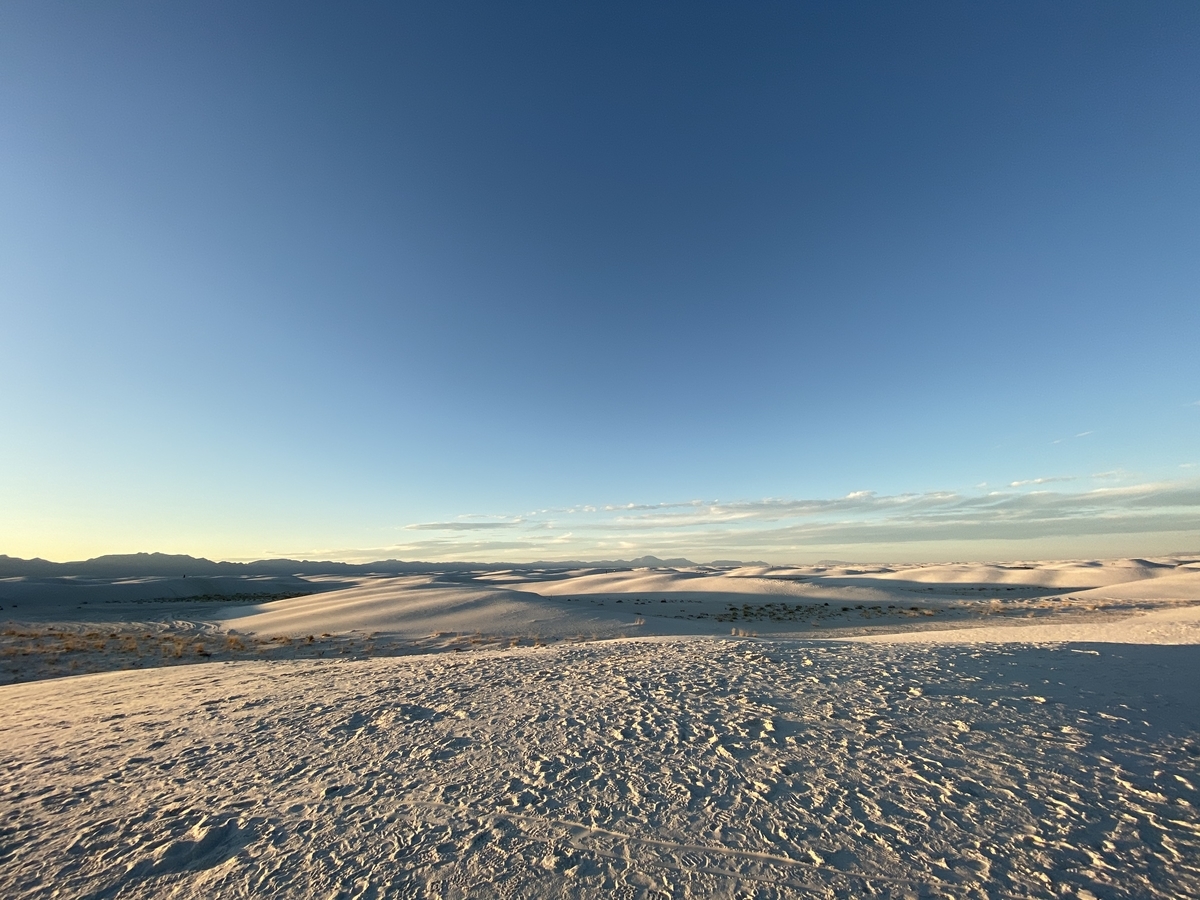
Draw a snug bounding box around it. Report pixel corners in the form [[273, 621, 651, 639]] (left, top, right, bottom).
[[219, 576, 649, 639]]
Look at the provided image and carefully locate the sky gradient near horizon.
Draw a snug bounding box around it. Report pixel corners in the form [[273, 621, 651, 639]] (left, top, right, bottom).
[[2, 1, 1198, 564]]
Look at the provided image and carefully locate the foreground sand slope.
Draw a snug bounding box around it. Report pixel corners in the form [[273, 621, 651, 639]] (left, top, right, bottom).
[[2, 638, 1197, 899]]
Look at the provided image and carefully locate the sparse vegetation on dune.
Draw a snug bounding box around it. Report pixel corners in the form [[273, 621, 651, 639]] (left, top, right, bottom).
[[0, 622, 646, 684]]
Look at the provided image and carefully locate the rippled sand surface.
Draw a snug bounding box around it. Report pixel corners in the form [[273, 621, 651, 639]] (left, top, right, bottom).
[[3, 638, 1199, 899]]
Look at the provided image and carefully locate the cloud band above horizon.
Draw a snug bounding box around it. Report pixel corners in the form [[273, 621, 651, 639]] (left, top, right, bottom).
[[275, 480, 1200, 565]]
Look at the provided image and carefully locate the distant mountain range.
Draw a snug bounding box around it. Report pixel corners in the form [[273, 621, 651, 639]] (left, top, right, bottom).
[[0, 552, 768, 578]]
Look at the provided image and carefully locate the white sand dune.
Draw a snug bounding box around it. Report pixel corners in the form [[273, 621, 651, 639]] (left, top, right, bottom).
[[856, 601, 1200, 645], [221, 575, 649, 640], [1057, 567, 1200, 603], [856, 557, 1187, 588], [210, 556, 1200, 643], [2, 637, 1197, 898], [2, 556, 1199, 898]]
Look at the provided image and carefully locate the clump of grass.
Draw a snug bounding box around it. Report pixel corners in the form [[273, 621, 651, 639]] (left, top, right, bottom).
[[226, 636, 246, 651]]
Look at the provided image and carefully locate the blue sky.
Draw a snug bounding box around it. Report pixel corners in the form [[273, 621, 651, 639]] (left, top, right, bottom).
[[2, 1, 1198, 563]]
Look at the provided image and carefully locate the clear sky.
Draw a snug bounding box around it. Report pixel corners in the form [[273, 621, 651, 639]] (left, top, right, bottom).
[[2, 1, 1198, 564]]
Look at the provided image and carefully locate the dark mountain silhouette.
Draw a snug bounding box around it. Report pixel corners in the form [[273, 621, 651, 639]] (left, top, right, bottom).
[[0, 552, 756, 578]]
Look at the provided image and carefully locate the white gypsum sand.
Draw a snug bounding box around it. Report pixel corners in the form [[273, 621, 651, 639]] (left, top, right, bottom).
[[1, 556, 1198, 898], [217, 556, 1200, 642]]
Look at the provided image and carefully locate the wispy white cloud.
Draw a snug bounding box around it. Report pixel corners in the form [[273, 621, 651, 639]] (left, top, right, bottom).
[[1091, 469, 1136, 481], [1052, 431, 1095, 444], [347, 479, 1200, 563], [405, 518, 523, 531], [1009, 476, 1075, 487], [603, 500, 707, 513]]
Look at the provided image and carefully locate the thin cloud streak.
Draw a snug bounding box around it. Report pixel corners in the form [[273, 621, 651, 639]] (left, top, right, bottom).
[[405, 521, 522, 531], [353, 481, 1200, 563]]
